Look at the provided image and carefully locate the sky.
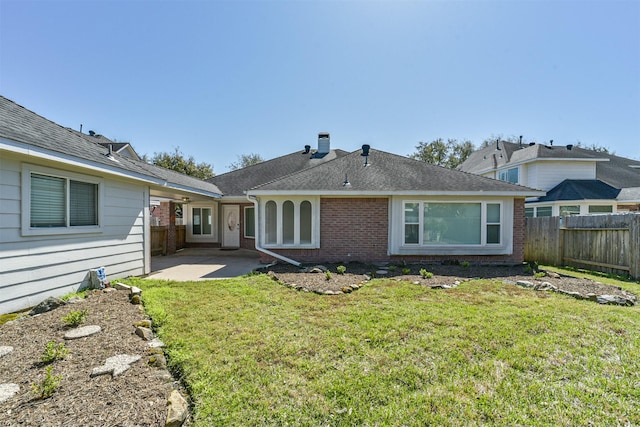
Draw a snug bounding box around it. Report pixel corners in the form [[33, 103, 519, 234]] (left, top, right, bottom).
[[1, 0, 639, 174]]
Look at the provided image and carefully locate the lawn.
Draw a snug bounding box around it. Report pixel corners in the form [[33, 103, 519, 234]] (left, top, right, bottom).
[[125, 273, 640, 426]]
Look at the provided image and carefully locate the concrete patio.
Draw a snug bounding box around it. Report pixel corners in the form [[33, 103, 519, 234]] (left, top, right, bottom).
[[148, 248, 263, 281]]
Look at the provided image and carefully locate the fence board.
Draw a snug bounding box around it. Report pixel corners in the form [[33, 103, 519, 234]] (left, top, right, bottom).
[[525, 213, 640, 279]]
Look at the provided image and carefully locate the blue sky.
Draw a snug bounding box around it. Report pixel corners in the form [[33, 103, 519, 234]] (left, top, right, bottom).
[[1, 0, 638, 173]]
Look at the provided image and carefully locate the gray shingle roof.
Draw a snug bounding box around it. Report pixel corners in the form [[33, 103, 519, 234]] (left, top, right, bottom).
[[249, 148, 543, 195], [0, 96, 221, 198], [209, 148, 349, 196], [533, 179, 621, 202]]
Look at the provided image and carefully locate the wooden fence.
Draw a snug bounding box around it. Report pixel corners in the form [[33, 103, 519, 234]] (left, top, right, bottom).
[[150, 225, 186, 255], [524, 213, 640, 279]]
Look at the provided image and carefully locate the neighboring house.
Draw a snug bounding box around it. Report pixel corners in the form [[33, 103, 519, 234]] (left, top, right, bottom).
[[0, 96, 222, 314], [458, 141, 640, 217], [210, 133, 544, 265], [75, 130, 142, 160]]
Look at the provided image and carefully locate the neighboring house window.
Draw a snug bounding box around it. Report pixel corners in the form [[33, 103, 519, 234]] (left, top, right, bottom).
[[536, 206, 552, 217], [22, 165, 103, 236], [525, 207, 534, 218], [244, 206, 255, 238], [192, 207, 212, 235], [588, 205, 612, 214], [263, 199, 315, 246], [403, 202, 501, 246], [498, 167, 519, 184], [559, 205, 580, 216]]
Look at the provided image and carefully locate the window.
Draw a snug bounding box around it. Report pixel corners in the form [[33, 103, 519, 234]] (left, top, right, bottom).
[[27, 170, 99, 231], [263, 199, 315, 246], [192, 207, 212, 235], [536, 206, 552, 217], [244, 206, 255, 238], [403, 201, 501, 246], [498, 167, 519, 184], [588, 205, 612, 214], [525, 207, 534, 218], [560, 205, 580, 216]]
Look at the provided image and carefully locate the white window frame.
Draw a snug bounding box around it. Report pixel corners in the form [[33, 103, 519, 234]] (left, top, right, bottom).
[[402, 200, 502, 247], [186, 202, 218, 241], [21, 164, 104, 236], [261, 197, 319, 248], [498, 167, 519, 184], [244, 206, 255, 239]]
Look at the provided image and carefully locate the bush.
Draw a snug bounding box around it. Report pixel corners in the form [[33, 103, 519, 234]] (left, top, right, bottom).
[[62, 309, 88, 327], [336, 265, 347, 275], [402, 268, 411, 275], [325, 271, 332, 280], [461, 261, 470, 268], [40, 341, 69, 364], [31, 366, 62, 399], [420, 269, 433, 279]]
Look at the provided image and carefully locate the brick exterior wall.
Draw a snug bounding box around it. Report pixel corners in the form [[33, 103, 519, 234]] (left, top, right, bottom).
[[260, 197, 527, 265]]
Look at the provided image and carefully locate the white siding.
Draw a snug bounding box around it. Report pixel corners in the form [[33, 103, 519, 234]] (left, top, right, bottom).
[[0, 156, 146, 314], [528, 161, 596, 191]]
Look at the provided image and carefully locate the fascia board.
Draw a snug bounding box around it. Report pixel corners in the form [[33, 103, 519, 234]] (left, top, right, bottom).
[[247, 189, 546, 197]]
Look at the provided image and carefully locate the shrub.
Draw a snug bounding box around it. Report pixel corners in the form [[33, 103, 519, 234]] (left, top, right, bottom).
[[402, 268, 411, 275], [325, 271, 332, 280], [336, 265, 347, 275], [40, 341, 69, 364], [420, 268, 433, 279], [31, 366, 62, 399], [62, 309, 88, 327], [388, 265, 397, 272], [461, 261, 470, 268], [534, 271, 546, 278]]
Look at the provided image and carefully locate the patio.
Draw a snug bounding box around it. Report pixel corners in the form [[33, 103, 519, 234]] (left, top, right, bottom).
[[148, 248, 263, 281]]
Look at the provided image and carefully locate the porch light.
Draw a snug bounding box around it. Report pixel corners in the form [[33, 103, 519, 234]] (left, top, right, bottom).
[[182, 197, 190, 202]]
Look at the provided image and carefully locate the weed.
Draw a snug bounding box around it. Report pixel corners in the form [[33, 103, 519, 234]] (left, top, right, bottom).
[[402, 268, 411, 275], [60, 290, 88, 301], [461, 261, 470, 268], [419, 268, 433, 279], [336, 265, 347, 275], [40, 341, 69, 364], [523, 264, 533, 274], [62, 309, 88, 327], [534, 271, 547, 278], [31, 366, 62, 399], [388, 265, 397, 272], [325, 271, 332, 280]]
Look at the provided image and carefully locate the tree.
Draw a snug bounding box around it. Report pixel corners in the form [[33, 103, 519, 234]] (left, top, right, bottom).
[[409, 138, 474, 169], [146, 147, 214, 180], [228, 153, 264, 171], [576, 142, 611, 154]]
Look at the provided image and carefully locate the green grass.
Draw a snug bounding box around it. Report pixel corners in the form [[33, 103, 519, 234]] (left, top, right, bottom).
[[123, 275, 640, 426]]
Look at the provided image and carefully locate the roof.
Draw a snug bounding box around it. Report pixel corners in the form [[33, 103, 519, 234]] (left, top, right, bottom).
[[0, 96, 221, 198], [249, 148, 544, 196], [209, 148, 349, 196], [532, 179, 621, 203]]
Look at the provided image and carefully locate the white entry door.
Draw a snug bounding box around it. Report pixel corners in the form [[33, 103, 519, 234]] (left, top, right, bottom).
[[222, 204, 240, 248]]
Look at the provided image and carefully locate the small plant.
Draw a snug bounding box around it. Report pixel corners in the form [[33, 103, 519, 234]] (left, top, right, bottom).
[[60, 290, 88, 301], [388, 265, 397, 272], [420, 268, 433, 279], [62, 309, 88, 327], [40, 341, 69, 364], [461, 261, 470, 268], [336, 265, 347, 275], [523, 264, 533, 274], [534, 271, 546, 278], [31, 366, 62, 399], [325, 271, 332, 280], [402, 268, 411, 275]]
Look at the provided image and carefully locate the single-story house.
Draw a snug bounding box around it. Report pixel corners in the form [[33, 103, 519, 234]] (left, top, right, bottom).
[[209, 133, 544, 265], [458, 140, 640, 216], [0, 96, 222, 314]]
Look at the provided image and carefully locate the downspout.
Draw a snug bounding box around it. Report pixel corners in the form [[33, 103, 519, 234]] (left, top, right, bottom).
[[246, 194, 302, 267]]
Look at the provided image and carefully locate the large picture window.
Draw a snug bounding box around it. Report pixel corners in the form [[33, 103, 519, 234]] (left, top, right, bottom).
[[30, 173, 98, 228], [403, 201, 501, 246], [263, 199, 316, 246]]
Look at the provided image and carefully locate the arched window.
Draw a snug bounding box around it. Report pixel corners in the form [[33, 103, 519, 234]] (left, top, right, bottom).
[[300, 201, 312, 244], [283, 201, 295, 244], [265, 201, 277, 244]]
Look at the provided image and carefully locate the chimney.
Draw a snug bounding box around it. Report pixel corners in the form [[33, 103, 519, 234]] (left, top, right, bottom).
[[317, 132, 330, 154]]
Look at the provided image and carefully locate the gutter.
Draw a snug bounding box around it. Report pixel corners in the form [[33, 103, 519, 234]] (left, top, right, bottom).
[[246, 194, 302, 267]]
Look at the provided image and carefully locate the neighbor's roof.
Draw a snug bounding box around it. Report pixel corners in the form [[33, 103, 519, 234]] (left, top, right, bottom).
[[248, 149, 544, 196], [209, 148, 349, 196], [0, 96, 221, 198], [531, 179, 621, 203]]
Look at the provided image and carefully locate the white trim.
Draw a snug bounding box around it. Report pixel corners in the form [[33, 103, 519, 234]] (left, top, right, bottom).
[[21, 163, 105, 236], [248, 190, 545, 197], [243, 205, 256, 239], [259, 196, 320, 249]]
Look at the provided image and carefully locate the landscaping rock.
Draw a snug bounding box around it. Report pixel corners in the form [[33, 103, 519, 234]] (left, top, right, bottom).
[[516, 280, 534, 288], [0, 346, 13, 359], [134, 319, 153, 328], [130, 286, 142, 296], [534, 282, 557, 291], [559, 290, 584, 300], [130, 294, 142, 305], [113, 282, 131, 291], [29, 297, 66, 315], [0, 383, 19, 403], [149, 338, 165, 348], [91, 354, 142, 378], [375, 270, 388, 276], [166, 389, 189, 427], [64, 325, 101, 340], [597, 295, 634, 306], [135, 326, 154, 341]]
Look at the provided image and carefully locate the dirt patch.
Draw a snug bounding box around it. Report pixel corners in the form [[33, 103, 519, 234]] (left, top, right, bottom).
[[0, 290, 176, 426], [261, 262, 637, 300]]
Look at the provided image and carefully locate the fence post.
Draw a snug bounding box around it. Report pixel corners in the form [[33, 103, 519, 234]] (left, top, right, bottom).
[[630, 215, 640, 280], [557, 217, 564, 266]]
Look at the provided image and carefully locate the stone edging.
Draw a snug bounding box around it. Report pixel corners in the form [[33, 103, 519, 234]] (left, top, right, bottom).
[[512, 280, 636, 306]]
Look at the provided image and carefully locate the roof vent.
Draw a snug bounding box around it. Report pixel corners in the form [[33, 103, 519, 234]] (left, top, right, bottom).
[[566, 144, 573, 150], [342, 173, 351, 187], [361, 144, 370, 156], [519, 135, 523, 148], [529, 142, 535, 146], [89, 130, 96, 137], [318, 132, 330, 154], [304, 145, 311, 154], [495, 139, 501, 151]]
